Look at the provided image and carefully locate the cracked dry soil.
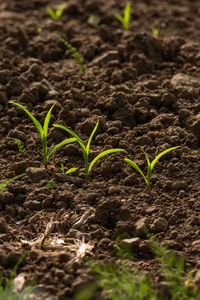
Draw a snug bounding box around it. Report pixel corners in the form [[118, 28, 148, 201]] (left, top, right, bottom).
[[0, 0, 200, 299]]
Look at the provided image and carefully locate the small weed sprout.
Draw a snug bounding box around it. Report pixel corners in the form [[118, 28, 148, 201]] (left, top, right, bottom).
[[61, 163, 78, 175], [151, 27, 159, 36], [54, 120, 124, 183], [114, 2, 131, 30], [0, 174, 25, 194], [46, 3, 66, 21], [124, 146, 180, 188], [88, 15, 100, 28], [7, 137, 25, 153], [54, 34, 86, 72], [46, 180, 59, 189], [10, 102, 76, 168]]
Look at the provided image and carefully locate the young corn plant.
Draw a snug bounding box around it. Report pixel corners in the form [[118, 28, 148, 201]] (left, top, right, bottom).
[[61, 163, 78, 175], [0, 174, 25, 194], [124, 146, 180, 188], [10, 102, 76, 168], [53, 120, 124, 183], [7, 137, 25, 153], [114, 2, 131, 31], [54, 34, 86, 72], [46, 3, 66, 21]]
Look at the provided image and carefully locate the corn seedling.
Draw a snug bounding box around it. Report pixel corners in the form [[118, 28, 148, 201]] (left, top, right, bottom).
[[10, 102, 76, 168], [114, 2, 131, 31], [7, 137, 25, 153], [54, 34, 86, 72], [151, 27, 159, 36], [46, 3, 66, 21], [53, 120, 124, 183], [124, 146, 180, 188], [61, 163, 78, 175], [0, 174, 25, 194]]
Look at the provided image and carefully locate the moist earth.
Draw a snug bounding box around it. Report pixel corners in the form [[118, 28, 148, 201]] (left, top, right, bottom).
[[0, 0, 200, 299]]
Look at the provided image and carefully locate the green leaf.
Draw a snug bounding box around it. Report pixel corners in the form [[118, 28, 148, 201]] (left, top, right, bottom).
[[43, 102, 56, 138], [124, 3, 131, 30], [53, 124, 86, 154], [56, 3, 66, 19], [124, 158, 148, 186], [140, 147, 151, 185], [65, 167, 78, 175], [0, 174, 25, 194], [89, 149, 124, 173], [47, 137, 76, 160], [46, 7, 56, 20], [86, 120, 99, 154], [151, 146, 180, 169], [10, 102, 43, 137], [114, 13, 124, 25]]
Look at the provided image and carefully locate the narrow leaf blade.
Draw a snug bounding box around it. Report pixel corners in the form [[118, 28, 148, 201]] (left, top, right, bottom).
[[65, 167, 78, 175], [124, 3, 131, 29], [140, 146, 151, 184], [10, 102, 43, 136], [86, 120, 99, 154], [124, 158, 148, 186], [114, 13, 124, 25], [53, 124, 86, 153], [43, 102, 56, 137], [47, 138, 76, 159], [89, 149, 124, 173], [151, 146, 180, 169], [46, 7, 56, 20]]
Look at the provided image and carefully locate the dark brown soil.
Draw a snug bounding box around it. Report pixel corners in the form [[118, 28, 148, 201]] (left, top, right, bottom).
[[0, 0, 200, 298]]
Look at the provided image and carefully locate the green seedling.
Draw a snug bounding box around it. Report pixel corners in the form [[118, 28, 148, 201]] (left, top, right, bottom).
[[151, 27, 159, 36], [88, 15, 100, 28], [0, 174, 25, 194], [46, 180, 59, 189], [114, 2, 131, 30], [10, 102, 76, 168], [46, 3, 66, 21], [72, 211, 79, 221], [7, 137, 25, 153], [54, 34, 86, 72], [53, 120, 124, 183], [124, 146, 180, 188], [61, 163, 78, 175]]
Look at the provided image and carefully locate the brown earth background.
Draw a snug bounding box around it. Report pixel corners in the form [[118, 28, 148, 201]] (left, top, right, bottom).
[[0, 0, 200, 299]]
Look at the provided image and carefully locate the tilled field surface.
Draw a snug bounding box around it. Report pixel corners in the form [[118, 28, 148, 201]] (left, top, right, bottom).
[[0, 0, 200, 299]]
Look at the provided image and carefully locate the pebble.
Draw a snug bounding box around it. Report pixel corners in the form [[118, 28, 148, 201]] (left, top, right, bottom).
[[134, 217, 149, 237], [0, 217, 8, 233], [26, 167, 48, 182], [150, 217, 168, 233]]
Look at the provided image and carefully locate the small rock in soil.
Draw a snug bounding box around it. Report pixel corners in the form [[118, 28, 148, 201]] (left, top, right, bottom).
[[26, 167, 48, 182]]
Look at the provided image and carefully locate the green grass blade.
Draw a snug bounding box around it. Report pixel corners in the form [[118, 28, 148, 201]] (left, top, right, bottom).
[[124, 3, 131, 30], [151, 146, 180, 169], [140, 147, 152, 185], [86, 120, 99, 154], [114, 13, 124, 25], [10, 102, 43, 137], [56, 3, 66, 19], [46, 7, 56, 20], [65, 167, 78, 175], [47, 138, 76, 160], [89, 149, 124, 173], [124, 158, 148, 186], [43, 102, 56, 137]]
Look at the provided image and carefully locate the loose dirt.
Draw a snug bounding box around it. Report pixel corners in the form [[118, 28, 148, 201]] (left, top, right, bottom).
[[0, 0, 200, 299]]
